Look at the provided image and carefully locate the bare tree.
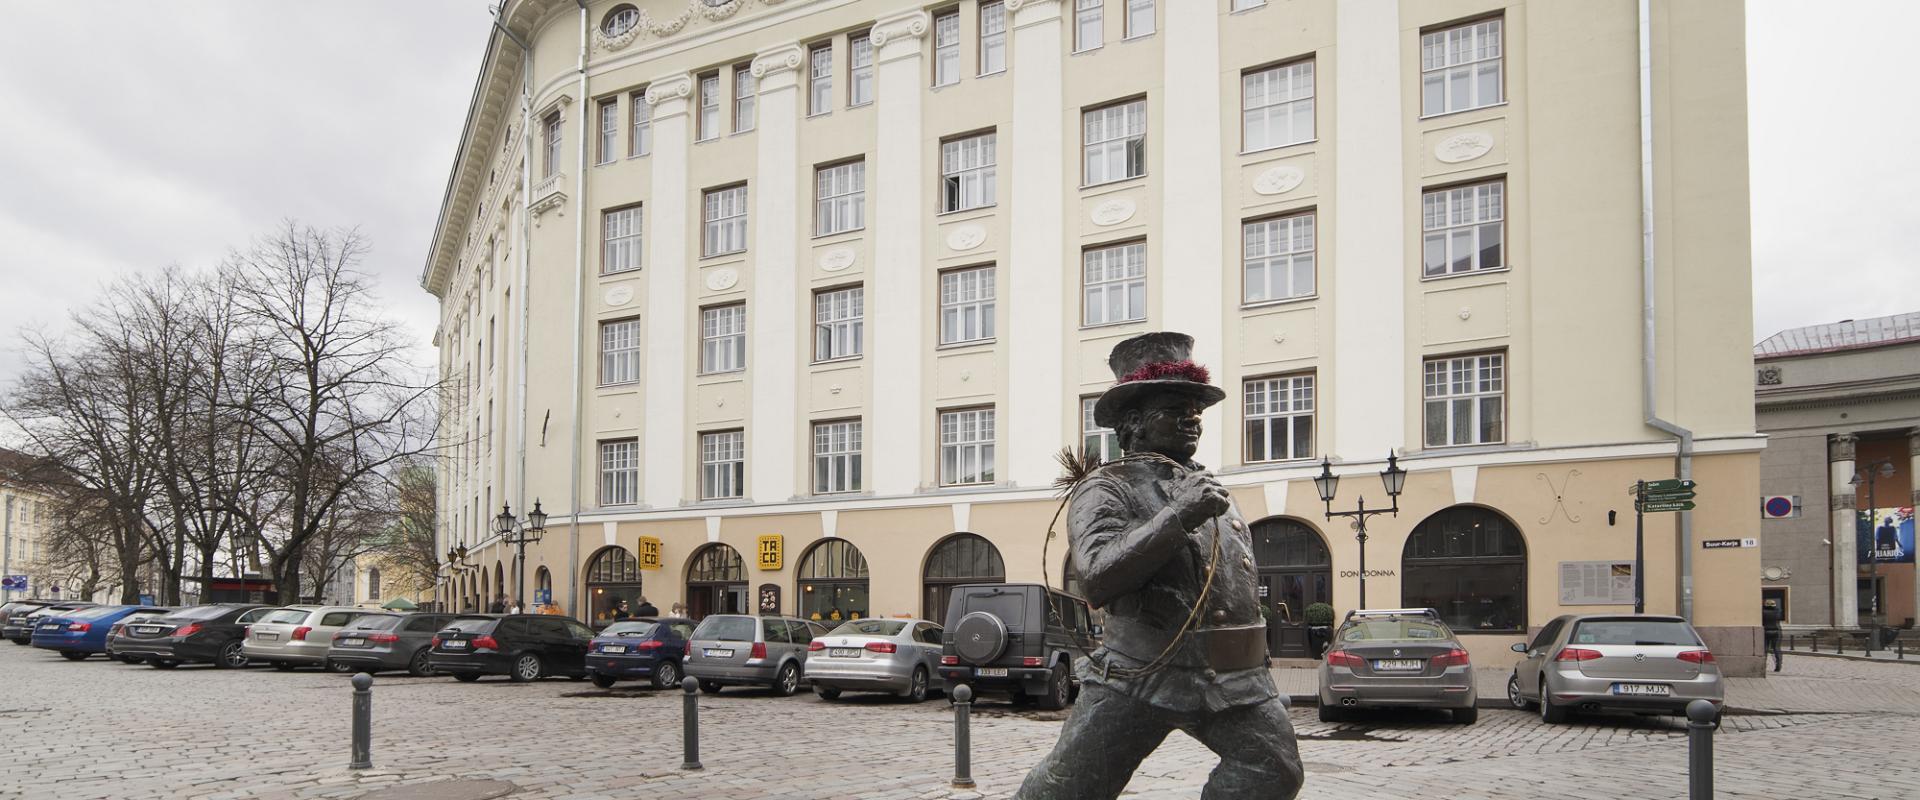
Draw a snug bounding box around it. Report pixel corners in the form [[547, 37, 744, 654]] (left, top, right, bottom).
[[373, 458, 440, 599]]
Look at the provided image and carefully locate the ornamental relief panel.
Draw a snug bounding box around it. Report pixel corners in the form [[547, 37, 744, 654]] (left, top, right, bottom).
[[1237, 153, 1316, 210], [591, 0, 810, 53], [1420, 118, 1508, 178]]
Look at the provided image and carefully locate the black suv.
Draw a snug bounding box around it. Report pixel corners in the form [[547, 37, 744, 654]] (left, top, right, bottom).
[[429, 614, 597, 682], [937, 583, 1100, 709]]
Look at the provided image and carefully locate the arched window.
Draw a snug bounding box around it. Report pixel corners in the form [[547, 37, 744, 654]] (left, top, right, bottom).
[[585, 547, 645, 627], [493, 562, 506, 607], [685, 544, 747, 620], [797, 539, 869, 622], [922, 533, 1005, 624], [1250, 517, 1331, 624], [367, 567, 382, 601], [1402, 506, 1527, 633]]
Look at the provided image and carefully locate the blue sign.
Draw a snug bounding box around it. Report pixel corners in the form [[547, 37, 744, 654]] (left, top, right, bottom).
[[534, 588, 552, 605], [138, 594, 156, 606], [1764, 496, 1795, 518], [0, 576, 26, 592], [1858, 507, 1917, 564]]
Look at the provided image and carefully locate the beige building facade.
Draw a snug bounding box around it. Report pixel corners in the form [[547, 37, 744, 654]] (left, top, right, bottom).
[[423, 0, 1765, 673]]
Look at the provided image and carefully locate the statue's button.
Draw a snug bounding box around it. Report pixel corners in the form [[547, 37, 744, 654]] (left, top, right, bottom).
[[1203, 668, 1217, 680], [1212, 609, 1228, 623], [1230, 519, 1245, 531], [1242, 556, 1254, 569]]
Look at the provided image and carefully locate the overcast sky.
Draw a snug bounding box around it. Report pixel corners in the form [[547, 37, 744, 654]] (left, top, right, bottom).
[[0, 1, 1913, 392]]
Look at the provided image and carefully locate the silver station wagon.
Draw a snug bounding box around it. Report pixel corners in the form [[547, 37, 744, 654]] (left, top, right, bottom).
[[682, 614, 826, 697], [242, 606, 374, 670], [1507, 614, 1724, 724]]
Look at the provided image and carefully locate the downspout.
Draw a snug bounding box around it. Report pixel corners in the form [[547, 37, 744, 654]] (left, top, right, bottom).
[[1638, 0, 1695, 621], [491, 4, 534, 612], [567, 0, 589, 621]]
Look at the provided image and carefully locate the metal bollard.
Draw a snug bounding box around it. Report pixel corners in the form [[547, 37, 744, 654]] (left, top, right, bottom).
[[681, 676, 703, 771], [1900, 640, 1906, 660], [349, 673, 373, 770], [1686, 699, 1717, 799], [951, 684, 976, 789]]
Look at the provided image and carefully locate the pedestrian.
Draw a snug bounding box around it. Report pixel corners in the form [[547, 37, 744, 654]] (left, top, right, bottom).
[[489, 596, 507, 614], [1763, 597, 1784, 672], [611, 599, 632, 621], [634, 596, 659, 618], [670, 602, 688, 617], [508, 597, 522, 614]]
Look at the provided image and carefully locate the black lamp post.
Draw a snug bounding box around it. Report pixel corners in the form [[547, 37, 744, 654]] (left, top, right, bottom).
[[1314, 453, 1409, 611], [493, 500, 548, 614], [445, 544, 476, 611]]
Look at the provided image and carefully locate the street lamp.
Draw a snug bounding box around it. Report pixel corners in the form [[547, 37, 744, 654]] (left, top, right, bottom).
[[1851, 459, 1896, 642], [1314, 453, 1408, 610], [444, 544, 477, 612], [493, 500, 547, 613]]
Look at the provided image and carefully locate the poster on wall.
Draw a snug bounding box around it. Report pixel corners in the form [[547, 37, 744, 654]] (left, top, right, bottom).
[[1857, 507, 1917, 564], [1559, 561, 1636, 605]]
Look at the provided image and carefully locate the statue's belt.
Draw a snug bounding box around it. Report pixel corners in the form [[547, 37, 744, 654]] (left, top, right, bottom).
[[1102, 618, 1268, 673]]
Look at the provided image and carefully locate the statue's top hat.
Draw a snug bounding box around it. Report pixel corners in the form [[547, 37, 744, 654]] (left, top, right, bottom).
[[1092, 331, 1226, 429]]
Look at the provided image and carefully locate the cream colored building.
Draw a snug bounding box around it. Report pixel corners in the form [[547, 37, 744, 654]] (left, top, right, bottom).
[[0, 448, 57, 602], [422, 0, 1765, 673]]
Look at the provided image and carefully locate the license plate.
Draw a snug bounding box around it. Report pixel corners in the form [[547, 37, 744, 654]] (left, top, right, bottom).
[[257, 633, 279, 641], [135, 626, 160, 634], [340, 638, 365, 647], [38, 624, 60, 631], [603, 645, 627, 654], [443, 640, 467, 649], [1613, 683, 1671, 696], [977, 667, 1009, 677], [830, 648, 860, 658], [704, 648, 734, 658], [1373, 659, 1423, 671]]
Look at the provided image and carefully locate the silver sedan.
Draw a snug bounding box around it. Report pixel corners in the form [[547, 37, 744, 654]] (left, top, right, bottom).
[[805, 618, 944, 703], [1317, 609, 1478, 724], [1508, 614, 1725, 724]]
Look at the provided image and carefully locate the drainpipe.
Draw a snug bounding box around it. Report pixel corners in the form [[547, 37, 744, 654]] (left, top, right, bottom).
[[567, 0, 590, 621], [1638, 0, 1695, 621]]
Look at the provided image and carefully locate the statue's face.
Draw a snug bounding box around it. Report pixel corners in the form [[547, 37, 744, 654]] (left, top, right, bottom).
[[1124, 395, 1206, 461]]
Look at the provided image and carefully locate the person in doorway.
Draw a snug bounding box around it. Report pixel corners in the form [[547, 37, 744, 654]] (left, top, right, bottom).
[[634, 597, 659, 618], [508, 597, 522, 614], [670, 602, 688, 617], [488, 596, 507, 614], [1762, 598, 1784, 672], [610, 599, 632, 621]]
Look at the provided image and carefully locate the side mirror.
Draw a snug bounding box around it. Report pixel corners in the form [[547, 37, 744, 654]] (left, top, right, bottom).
[[1510, 642, 1528, 653]]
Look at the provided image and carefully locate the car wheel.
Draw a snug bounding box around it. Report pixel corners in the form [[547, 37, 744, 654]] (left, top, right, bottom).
[[272, 661, 295, 672], [509, 653, 542, 683], [771, 662, 800, 697], [1317, 703, 1344, 723], [150, 659, 179, 669], [1453, 706, 1479, 725], [814, 685, 843, 700], [1508, 673, 1536, 710], [699, 679, 724, 694], [407, 648, 433, 677], [453, 672, 482, 682], [1539, 675, 1570, 724], [651, 660, 680, 690], [217, 641, 248, 669], [591, 673, 618, 689], [903, 667, 930, 704], [10, 639, 29, 646], [1036, 662, 1070, 711], [59, 651, 88, 661]]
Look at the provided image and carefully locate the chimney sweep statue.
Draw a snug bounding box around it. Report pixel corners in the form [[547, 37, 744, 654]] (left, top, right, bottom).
[[1016, 332, 1303, 800]]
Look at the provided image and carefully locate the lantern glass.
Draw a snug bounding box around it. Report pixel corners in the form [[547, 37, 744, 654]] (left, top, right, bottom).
[[527, 499, 548, 534], [1312, 458, 1339, 503], [1380, 453, 1407, 498]]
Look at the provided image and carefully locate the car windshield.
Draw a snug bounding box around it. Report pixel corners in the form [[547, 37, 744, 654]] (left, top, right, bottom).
[[262, 609, 311, 625], [603, 621, 658, 637], [1341, 619, 1449, 642], [829, 619, 907, 637], [1570, 618, 1700, 646], [169, 605, 240, 621], [442, 618, 497, 634], [344, 615, 402, 631], [692, 616, 755, 642]]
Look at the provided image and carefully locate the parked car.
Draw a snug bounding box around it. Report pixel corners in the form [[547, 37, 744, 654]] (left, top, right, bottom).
[[105, 609, 177, 663], [30, 605, 172, 661], [428, 614, 597, 682], [115, 603, 273, 668], [585, 617, 694, 689], [325, 612, 464, 676], [4, 601, 94, 645], [683, 614, 826, 696], [242, 606, 375, 670], [937, 583, 1100, 710], [1508, 614, 1725, 724], [807, 618, 945, 703], [1316, 608, 1477, 724]]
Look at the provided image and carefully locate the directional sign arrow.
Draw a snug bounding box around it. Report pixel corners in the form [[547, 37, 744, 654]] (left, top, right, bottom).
[[1640, 500, 1696, 513], [1644, 479, 1697, 492]]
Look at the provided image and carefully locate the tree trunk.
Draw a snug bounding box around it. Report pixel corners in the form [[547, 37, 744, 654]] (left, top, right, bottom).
[[272, 550, 303, 605], [116, 512, 142, 604], [198, 540, 219, 605]]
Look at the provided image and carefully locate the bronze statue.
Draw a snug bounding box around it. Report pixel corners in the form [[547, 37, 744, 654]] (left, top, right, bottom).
[[1016, 332, 1304, 800]]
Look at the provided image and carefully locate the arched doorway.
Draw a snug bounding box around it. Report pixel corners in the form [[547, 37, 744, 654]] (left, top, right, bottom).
[[584, 546, 644, 628], [493, 561, 507, 608], [1250, 517, 1332, 623], [1402, 505, 1528, 633], [534, 566, 553, 609], [797, 539, 869, 623], [685, 544, 747, 620], [479, 570, 490, 612], [923, 533, 1005, 624]]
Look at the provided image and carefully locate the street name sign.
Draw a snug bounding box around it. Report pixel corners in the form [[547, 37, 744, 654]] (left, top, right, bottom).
[[1640, 500, 1695, 513], [1645, 479, 1697, 492]]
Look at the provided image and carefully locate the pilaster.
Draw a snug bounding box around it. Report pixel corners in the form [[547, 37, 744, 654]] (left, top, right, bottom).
[[870, 10, 930, 495], [1006, 0, 1066, 487], [1829, 432, 1858, 628], [1158, 2, 1227, 468], [749, 45, 806, 503], [642, 72, 695, 508]]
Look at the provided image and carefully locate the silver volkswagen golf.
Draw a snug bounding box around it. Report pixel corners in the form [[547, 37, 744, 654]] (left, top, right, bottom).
[[1507, 614, 1724, 724], [1317, 608, 1477, 724]]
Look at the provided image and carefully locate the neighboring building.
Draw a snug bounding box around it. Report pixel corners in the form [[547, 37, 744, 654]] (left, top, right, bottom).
[[349, 555, 437, 609], [0, 447, 57, 603], [423, 1, 1763, 672], [1755, 312, 1920, 629]]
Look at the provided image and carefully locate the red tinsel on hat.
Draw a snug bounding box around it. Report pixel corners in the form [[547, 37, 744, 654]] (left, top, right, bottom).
[[1118, 360, 1211, 386]]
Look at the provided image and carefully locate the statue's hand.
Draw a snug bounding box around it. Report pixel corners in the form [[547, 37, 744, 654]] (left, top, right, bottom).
[[1171, 472, 1231, 530]]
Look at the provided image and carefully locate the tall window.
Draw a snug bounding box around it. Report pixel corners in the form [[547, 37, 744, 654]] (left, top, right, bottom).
[[599, 318, 641, 385], [629, 90, 652, 156], [603, 205, 642, 274], [979, 2, 1007, 75], [1074, 0, 1103, 51], [933, 10, 961, 86], [597, 98, 619, 164], [700, 304, 746, 374], [702, 185, 748, 257], [1082, 241, 1147, 326], [815, 161, 866, 236], [1244, 374, 1314, 463], [734, 64, 757, 133], [939, 266, 995, 344], [697, 72, 720, 141], [1242, 212, 1314, 303], [813, 420, 862, 494], [1083, 99, 1146, 185], [814, 286, 864, 361], [809, 43, 833, 115], [1081, 397, 1121, 463], [941, 132, 997, 212], [1421, 18, 1503, 116], [940, 408, 996, 486], [600, 439, 639, 505], [542, 111, 562, 178], [849, 32, 875, 106], [1243, 60, 1314, 151], [700, 430, 745, 500], [366, 567, 382, 601], [1403, 506, 1526, 632], [1423, 352, 1505, 447], [1422, 181, 1504, 277], [1125, 0, 1154, 38]]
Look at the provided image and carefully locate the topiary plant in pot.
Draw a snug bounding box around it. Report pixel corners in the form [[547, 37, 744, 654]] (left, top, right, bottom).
[[1303, 603, 1335, 656]]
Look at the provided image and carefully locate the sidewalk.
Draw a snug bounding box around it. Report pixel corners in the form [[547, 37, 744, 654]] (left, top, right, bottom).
[[1784, 640, 1920, 664]]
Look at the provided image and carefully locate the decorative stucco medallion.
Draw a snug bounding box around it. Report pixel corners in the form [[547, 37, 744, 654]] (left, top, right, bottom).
[[604, 286, 634, 307], [705, 267, 740, 291], [1252, 165, 1305, 196], [1090, 196, 1137, 226], [1434, 130, 1494, 164], [818, 247, 857, 272], [946, 225, 987, 251]]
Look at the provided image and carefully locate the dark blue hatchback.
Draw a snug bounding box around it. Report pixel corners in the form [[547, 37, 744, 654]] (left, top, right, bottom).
[[588, 617, 694, 689]]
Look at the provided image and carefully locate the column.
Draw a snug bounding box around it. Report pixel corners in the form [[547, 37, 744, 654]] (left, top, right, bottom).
[[643, 73, 695, 507], [1830, 432, 1858, 628], [749, 45, 806, 503], [869, 10, 931, 496], [1910, 428, 1920, 629], [1158, 2, 1227, 468], [1005, 0, 1066, 487], [1330, 0, 1406, 459]]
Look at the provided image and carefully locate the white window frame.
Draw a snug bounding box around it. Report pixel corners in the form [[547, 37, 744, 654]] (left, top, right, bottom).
[[700, 304, 747, 375], [602, 205, 642, 274], [812, 420, 863, 494], [813, 286, 864, 362], [1242, 211, 1315, 304], [1242, 59, 1314, 152], [939, 266, 996, 345], [809, 44, 833, 116], [1421, 180, 1504, 277], [599, 439, 639, 506], [939, 408, 996, 486], [1125, 0, 1154, 39], [1243, 374, 1314, 463], [734, 64, 757, 133], [700, 430, 745, 500], [697, 72, 721, 142], [979, 2, 1007, 76], [1082, 99, 1146, 186], [629, 90, 652, 157], [814, 160, 866, 237], [849, 32, 875, 107], [599, 318, 642, 386], [542, 111, 562, 178], [702, 185, 749, 257], [1232, 0, 1266, 10], [940, 132, 997, 213], [1420, 18, 1504, 117], [1082, 241, 1147, 326], [933, 10, 961, 87], [1074, 0, 1103, 52], [1080, 397, 1121, 464], [1423, 352, 1506, 447], [596, 98, 618, 165]]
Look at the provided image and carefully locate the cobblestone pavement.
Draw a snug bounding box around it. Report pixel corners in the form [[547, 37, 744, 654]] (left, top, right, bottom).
[[1, 645, 1913, 800]]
